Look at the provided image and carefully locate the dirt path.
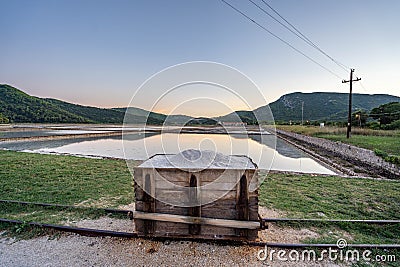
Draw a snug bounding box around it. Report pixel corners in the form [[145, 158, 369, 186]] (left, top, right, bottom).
[[0, 207, 347, 267], [0, 234, 345, 267]]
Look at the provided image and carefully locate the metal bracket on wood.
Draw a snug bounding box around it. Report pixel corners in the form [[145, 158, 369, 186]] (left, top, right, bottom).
[[258, 213, 267, 230]]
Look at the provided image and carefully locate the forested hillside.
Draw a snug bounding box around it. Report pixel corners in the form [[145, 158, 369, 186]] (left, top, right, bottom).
[[0, 84, 90, 123], [1, 84, 399, 125]]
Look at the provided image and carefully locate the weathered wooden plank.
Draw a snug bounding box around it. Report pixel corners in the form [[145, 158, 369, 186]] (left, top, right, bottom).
[[200, 225, 236, 236], [200, 170, 244, 183], [134, 182, 144, 201], [202, 198, 238, 208], [133, 168, 143, 180], [143, 172, 155, 235], [155, 189, 190, 203], [200, 190, 237, 203], [188, 174, 201, 235], [154, 179, 189, 190], [135, 201, 143, 211], [137, 200, 189, 216], [249, 196, 258, 205], [154, 169, 192, 183], [201, 198, 237, 219], [131, 211, 260, 229], [154, 222, 189, 235], [200, 182, 238, 191], [249, 205, 259, 221], [236, 174, 249, 237], [200, 207, 237, 220], [143, 231, 254, 241], [134, 219, 145, 236], [154, 202, 188, 216]]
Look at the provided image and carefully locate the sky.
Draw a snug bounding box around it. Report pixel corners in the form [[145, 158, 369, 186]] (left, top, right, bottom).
[[1, 0, 399, 116]]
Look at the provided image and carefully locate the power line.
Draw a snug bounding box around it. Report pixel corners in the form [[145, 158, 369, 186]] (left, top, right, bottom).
[[258, 0, 350, 73], [358, 81, 369, 93], [248, 0, 314, 47], [221, 0, 343, 79]]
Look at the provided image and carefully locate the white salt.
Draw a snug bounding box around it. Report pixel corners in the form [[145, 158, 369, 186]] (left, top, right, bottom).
[[138, 149, 256, 170]]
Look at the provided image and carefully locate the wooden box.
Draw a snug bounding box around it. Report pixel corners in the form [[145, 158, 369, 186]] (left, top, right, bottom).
[[133, 149, 259, 240]]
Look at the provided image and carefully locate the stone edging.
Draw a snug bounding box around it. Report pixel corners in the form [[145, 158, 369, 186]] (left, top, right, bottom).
[[276, 129, 400, 179]]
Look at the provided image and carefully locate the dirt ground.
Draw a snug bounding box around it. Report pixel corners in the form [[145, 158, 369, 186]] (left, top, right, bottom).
[[0, 207, 349, 267]]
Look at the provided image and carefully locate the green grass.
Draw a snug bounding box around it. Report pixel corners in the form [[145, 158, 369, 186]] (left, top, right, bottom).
[[316, 134, 400, 158], [276, 125, 400, 137], [0, 150, 134, 207], [277, 125, 400, 165], [260, 174, 399, 219], [260, 173, 400, 246]]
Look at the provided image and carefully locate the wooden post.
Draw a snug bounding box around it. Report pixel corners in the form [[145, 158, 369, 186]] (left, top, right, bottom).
[[236, 173, 249, 237], [188, 174, 201, 235], [342, 69, 361, 138], [143, 173, 155, 235]]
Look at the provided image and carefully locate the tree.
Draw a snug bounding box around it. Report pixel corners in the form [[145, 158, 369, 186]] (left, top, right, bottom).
[[370, 102, 400, 126], [352, 110, 368, 127], [0, 113, 9, 124]]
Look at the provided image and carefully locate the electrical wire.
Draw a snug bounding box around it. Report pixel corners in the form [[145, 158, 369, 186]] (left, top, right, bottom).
[[359, 81, 369, 93], [259, 0, 350, 73], [221, 0, 344, 79]]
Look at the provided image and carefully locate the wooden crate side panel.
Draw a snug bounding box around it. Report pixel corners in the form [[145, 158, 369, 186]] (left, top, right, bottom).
[[200, 225, 236, 237], [154, 200, 188, 216], [201, 199, 237, 219], [134, 219, 145, 236], [134, 167, 259, 240], [154, 169, 191, 183], [154, 221, 189, 236], [150, 223, 258, 240], [249, 195, 259, 221]]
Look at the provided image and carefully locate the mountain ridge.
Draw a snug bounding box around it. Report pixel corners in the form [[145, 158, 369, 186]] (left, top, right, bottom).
[[1, 84, 399, 124]]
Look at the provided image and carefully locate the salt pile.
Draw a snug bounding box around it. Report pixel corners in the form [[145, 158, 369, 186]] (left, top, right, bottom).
[[139, 149, 256, 170]]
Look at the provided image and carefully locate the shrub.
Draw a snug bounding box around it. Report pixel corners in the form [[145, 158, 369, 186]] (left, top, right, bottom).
[[382, 119, 400, 130], [366, 121, 380, 130], [374, 149, 388, 158], [374, 149, 400, 165]]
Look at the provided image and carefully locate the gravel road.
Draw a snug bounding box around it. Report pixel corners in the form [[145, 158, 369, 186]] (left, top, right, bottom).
[[0, 234, 345, 267], [0, 207, 346, 266]]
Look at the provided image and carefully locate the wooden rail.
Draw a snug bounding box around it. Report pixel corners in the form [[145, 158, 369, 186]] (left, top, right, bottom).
[[132, 211, 260, 229]]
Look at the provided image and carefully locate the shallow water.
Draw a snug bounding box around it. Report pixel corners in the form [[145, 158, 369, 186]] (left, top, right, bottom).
[[0, 132, 336, 175], [0, 130, 114, 138]]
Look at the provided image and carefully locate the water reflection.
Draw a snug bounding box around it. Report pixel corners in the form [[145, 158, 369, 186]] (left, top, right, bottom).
[[249, 134, 306, 159], [0, 132, 335, 175]]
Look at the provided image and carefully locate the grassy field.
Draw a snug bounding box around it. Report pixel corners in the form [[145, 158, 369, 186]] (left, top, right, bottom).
[[260, 174, 400, 245], [0, 150, 134, 229], [0, 150, 399, 248], [0, 150, 134, 206], [276, 125, 400, 158]]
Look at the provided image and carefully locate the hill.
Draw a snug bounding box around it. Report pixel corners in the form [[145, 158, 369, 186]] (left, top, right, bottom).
[[256, 92, 400, 123], [0, 84, 90, 123], [46, 98, 125, 124], [215, 92, 400, 124], [0, 84, 153, 124], [114, 107, 193, 125], [214, 111, 258, 125], [0, 84, 191, 124], [1, 84, 399, 124]]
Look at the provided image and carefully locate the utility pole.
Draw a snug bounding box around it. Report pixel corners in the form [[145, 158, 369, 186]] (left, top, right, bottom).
[[301, 101, 304, 125], [342, 69, 361, 138]]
